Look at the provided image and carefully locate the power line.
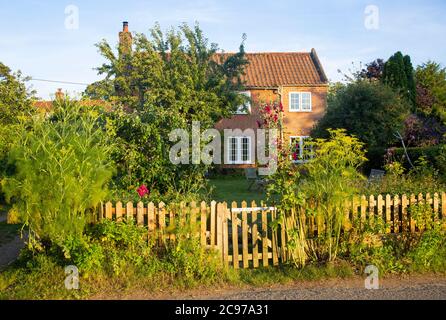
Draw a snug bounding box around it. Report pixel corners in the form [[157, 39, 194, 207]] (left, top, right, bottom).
[[29, 78, 90, 86]]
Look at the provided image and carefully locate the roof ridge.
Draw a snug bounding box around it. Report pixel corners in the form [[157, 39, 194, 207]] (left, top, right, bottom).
[[217, 52, 311, 55]]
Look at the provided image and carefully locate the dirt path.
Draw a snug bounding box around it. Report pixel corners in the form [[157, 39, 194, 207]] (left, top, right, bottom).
[[100, 274, 446, 300], [0, 211, 25, 271], [0, 236, 25, 270]]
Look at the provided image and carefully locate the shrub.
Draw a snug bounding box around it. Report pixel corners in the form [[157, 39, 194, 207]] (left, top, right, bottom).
[[365, 157, 445, 195], [269, 129, 367, 267], [312, 81, 409, 149], [1, 98, 115, 250], [408, 224, 446, 272]]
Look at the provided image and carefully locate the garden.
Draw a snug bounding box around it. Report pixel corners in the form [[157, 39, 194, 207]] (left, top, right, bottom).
[[1, 24, 446, 300]]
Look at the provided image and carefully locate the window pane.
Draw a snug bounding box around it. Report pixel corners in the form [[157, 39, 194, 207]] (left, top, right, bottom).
[[290, 93, 300, 111], [242, 137, 250, 162], [301, 93, 311, 110], [301, 137, 312, 160], [229, 137, 238, 163], [235, 91, 251, 114]]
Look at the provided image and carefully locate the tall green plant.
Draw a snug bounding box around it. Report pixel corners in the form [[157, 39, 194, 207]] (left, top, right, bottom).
[[1, 98, 115, 249], [268, 129, 366, 267], [301, 130, 367, 262]]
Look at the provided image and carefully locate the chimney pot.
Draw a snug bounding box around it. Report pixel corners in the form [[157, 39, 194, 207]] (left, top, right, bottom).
[[123, 21, 129, 32], [55, 88, 64, 100]]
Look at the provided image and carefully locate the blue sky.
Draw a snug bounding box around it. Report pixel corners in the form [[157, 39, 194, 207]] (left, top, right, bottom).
[[0, 0, 445, 99]]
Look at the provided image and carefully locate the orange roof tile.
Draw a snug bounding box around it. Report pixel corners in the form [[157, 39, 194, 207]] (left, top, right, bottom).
[[33, 99, 113, 112], [218, 49, 328, 88]]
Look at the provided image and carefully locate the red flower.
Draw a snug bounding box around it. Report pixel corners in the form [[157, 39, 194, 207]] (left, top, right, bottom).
[[137, 184, 149, 198], [265, 105, 271, 114], [279, 102, 284, 112], [292, 152, 299, 160], [273, 114, 278, 122]]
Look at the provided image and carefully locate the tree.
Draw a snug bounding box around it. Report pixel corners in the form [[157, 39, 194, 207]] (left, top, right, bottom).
[[86, 23, 249, 199], [415, 61, 446, 122], [0, 62, 34, 125], [312, 81, 410, 149], [382, 51, 416, 108], [359, 59, 385, 81], [0, 62, 35, 180]]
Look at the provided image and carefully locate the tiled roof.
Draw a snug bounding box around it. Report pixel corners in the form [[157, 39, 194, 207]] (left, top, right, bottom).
[[218, 49, 328, 88], [33, 99, 112, 112]]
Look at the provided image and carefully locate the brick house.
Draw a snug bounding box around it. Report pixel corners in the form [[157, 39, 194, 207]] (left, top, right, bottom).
[[214, 51, 328, 167], [35, 22, 328, 168]]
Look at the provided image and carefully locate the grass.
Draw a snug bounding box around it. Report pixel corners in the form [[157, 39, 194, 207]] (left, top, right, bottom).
[[209, 175, 267, 204], [0, 254, 355, 300]]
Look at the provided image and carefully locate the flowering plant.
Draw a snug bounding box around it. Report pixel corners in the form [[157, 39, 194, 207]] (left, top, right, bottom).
[[137, 184, 149, 198], [258, 101, 283, 130]]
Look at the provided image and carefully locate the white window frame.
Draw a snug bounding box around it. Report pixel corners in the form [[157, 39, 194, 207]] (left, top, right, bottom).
[[234, 91, 252, 115], [227, 136, 252, 164], [290, 136, 313, 163], [289, 92, 312, 112]]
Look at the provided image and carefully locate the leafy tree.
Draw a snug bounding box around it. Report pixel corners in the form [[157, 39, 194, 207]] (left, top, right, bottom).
[[0, 62, 35, 178], [415, 61, 446, 122], [0, 62, 34, 125], [382, 51, 416, 107], [86, 23, 249, 199], [2, 99, 115, 250], [312, 81, 409, 149], [359, 59, 385, 81]]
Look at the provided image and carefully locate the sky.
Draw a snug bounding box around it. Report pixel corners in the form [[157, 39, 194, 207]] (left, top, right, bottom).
[[0, 0, 445, 100]]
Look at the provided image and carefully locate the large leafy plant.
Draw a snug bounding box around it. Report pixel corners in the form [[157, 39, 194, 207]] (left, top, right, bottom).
[[2, 99, 115, 249], [268, 129, 367, 267]]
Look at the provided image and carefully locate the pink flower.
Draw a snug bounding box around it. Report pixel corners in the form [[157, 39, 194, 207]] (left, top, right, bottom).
[[137, 184, 149, 198], [279, 102, 284, 112], [265, 105, 271, 114]]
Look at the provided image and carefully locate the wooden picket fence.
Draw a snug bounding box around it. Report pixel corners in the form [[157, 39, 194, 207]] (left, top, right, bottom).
[[99, 192, 446, 269]]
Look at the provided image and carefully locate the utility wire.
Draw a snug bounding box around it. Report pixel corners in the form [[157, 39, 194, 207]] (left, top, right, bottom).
[[29, 78, 90, 86]]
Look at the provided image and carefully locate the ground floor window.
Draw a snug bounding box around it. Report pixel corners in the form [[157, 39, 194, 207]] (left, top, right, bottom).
[[290, 136, 313, 163], [227, 136, 252, 164]]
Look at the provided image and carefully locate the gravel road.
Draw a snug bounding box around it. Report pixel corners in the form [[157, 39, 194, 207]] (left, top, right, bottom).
[[98, 275, 446, 300], [204, 282, 446, 300]]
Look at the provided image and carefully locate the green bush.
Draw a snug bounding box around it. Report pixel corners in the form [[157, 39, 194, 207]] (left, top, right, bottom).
[[269, 129, 367, 267], [408, 225, 446, 272], [341, 204, 446, 275], [1, 98, 115, 250], [365, 156, 445, 195]]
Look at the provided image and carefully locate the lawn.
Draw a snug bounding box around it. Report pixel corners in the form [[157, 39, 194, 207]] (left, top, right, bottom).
[[208, 175, 267, 205]]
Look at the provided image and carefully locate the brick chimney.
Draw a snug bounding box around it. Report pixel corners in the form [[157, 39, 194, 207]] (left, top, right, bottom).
[[119, 21, 132, 55], [55, 88, 64, 100]]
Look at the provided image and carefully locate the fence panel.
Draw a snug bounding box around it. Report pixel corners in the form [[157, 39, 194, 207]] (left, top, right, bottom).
[[99, 192, 445, 269]]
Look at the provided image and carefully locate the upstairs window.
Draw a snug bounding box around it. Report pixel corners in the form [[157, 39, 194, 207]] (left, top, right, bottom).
[[235, 91, 251, 115], [289, 92, 312, 112]]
